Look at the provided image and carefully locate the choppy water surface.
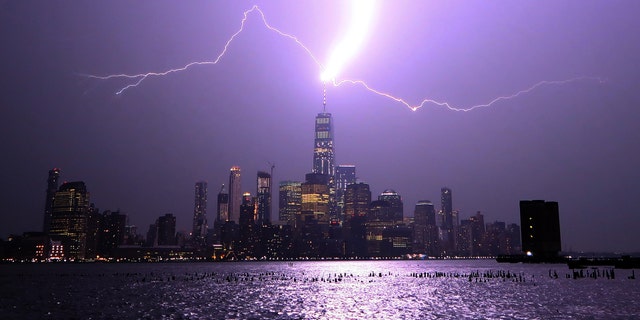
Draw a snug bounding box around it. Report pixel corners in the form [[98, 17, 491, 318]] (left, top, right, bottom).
[[1, 260, 638, 319]]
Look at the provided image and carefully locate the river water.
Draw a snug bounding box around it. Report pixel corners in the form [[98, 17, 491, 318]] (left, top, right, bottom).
[[1, 260, 638, 319]]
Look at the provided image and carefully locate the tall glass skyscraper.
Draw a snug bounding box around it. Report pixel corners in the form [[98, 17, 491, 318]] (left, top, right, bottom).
[[191, 181, 208, 244], [312, 112, 335, 177], [228, 166, 242, 223], [313, 112, 336, 219]]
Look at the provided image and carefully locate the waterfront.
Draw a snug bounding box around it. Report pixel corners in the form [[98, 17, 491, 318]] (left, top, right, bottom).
[[1, 260, 638, 319]]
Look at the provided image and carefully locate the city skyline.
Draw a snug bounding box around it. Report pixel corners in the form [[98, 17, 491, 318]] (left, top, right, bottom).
[[1, 1, 639, 252]]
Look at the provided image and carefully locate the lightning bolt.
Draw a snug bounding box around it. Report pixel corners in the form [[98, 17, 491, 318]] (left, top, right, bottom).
[[87, 5, 605, 112], [332, 77, 607, 112]]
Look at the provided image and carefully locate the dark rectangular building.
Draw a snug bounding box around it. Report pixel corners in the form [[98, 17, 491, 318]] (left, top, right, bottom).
[[520, 200, 561, 258]]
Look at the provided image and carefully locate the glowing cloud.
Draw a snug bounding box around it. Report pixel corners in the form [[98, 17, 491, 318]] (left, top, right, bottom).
[[320, 0, 379, 83]]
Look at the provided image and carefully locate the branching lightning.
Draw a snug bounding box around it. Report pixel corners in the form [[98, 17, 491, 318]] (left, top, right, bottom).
[[87, 4, 604, 112]]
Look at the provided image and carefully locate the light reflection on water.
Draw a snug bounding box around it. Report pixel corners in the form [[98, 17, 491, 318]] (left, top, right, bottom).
[[1, 260, 638, 319]]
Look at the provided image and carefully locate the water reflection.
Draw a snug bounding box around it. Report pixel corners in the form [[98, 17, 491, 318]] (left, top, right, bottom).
[[0, 260, 638, 319]]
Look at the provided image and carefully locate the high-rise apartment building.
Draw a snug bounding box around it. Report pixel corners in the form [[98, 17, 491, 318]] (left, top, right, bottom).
[[279, 181, 301, 225], [43, 168, 61, 234], [256, 171, 272, 225], [217, 185, 229, 222], [192, 181, 208, 244], [228, 166, 242, 223], [520, 200, 561, 258], [49, 181, 90, 260]]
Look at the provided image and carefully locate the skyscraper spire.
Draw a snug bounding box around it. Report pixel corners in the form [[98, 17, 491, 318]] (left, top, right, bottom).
[[322, 83, 327, 112]]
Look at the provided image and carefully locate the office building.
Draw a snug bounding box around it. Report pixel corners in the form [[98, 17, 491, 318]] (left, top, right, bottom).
[[279, 181, 301, 225], [378, 189, 404, 222], [335, 165, 356, 218], [301, 173, 330, 223], [413, 200, 438, 256], [312, 112, 336, 218], [344, 182, 371, 219], [49, 181, 90, 260]]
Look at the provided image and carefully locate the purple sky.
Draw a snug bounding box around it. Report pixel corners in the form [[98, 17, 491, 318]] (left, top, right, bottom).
[[1, 0, 639, 252]]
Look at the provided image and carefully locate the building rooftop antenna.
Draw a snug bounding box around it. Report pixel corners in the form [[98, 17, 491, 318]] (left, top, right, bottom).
[[322, 82, 327, 113]]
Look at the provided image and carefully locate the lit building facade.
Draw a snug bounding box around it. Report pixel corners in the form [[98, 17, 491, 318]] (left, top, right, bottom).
[[312, 113, 335, 177], [301, 174, 330, 224], [312, 113, 336, 219], [279, 181, 301, 225], [49, 181, 90, 260]]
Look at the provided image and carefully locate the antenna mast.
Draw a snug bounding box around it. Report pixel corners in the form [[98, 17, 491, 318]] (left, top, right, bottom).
[[323, 82, 327, 113]]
